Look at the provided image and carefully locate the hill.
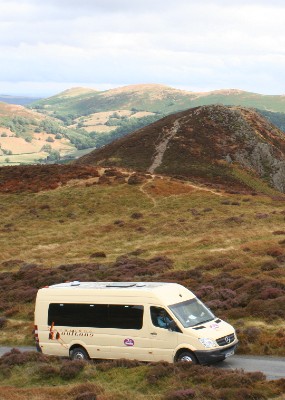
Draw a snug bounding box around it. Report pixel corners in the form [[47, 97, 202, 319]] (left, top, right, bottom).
[[0, 102, 97, 165], [26, 84, 285, 153], [30, 84, 285, 117], [0, 162, 284, 397], [0, 163, 284, 360], [76, 105, 285, 193]]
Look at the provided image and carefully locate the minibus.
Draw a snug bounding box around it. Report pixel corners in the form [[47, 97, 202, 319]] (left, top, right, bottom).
[[34, 281, 238, 364]]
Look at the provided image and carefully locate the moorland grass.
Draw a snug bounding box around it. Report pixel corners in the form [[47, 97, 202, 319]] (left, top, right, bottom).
[[0, 176, 285, 354], [0, 350, 284, 400]]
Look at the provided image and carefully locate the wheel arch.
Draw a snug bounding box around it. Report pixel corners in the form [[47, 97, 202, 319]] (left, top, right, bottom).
[[69, 344, 90, 358], [174, 347, 197, 363]]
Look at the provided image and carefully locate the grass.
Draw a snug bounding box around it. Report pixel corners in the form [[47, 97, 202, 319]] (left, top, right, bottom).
[[0, 171, 285, 399], [0, 179, 283, 266], [1, 173, 285, 268], [0, 173, 285, 355], [0, 350, 284, 400], [0, 151, 47, 165]]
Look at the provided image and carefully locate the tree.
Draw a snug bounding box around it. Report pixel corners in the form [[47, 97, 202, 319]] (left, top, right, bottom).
[[5, 158, 10, 163], [41, 144, 52, 153], [47, 150, 60, 162]]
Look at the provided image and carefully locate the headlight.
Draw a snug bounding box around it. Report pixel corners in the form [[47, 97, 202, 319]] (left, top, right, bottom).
[[199, 337, 217, 348]]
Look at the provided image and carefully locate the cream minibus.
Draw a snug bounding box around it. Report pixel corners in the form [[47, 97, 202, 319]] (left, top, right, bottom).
[[34, 281, 238, 364]]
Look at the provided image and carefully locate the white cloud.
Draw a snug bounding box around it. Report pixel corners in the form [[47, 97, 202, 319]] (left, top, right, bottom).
[[0, 0, 285, 95]]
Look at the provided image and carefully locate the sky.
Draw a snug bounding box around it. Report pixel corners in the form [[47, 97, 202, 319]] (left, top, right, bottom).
[[1, 0, 285, 97]]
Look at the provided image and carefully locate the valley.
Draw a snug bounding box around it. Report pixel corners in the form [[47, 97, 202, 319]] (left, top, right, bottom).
[[3, 84, 285, 166]]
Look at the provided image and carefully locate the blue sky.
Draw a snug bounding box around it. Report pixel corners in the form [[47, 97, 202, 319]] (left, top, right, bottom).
[[1, 0, 285, 96]]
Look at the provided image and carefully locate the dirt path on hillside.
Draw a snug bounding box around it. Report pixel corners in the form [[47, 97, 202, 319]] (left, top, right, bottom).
[[139, 176, 157, 207], [184, 182, 224, 196], [148, 119, 181, 174]]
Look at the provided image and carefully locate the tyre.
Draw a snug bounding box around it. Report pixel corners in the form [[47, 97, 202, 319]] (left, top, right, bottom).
[[176, 351, 198, 364], [70, 347, 89, 360]]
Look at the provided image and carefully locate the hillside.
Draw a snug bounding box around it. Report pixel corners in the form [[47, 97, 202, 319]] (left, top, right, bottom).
[[26, 84, 285, 154], [0, 102, 96, 165], [0, 163, 284, 358], [0, 161, 285, 397], [76, 105, 285, 193], [0, 86, 283, 165], [30, 84, 285, 117]]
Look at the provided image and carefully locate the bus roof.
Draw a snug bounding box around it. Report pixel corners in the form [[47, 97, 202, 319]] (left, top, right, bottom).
[[37, 282, 196, 305]]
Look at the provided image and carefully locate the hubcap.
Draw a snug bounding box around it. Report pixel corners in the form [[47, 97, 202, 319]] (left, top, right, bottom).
[[180, 355, 193, 362], [74, 352, 84, 360]]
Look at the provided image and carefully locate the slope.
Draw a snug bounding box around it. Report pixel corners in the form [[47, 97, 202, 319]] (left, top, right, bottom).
[[76, 105, 285, 193], [0, 102, 97, 165], [0, 164, 284, 359], [30, 84, 285, 117], [27, 84, 285, 153]]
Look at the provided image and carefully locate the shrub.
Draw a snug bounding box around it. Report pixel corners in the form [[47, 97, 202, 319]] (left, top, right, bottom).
[[96, 358, 142, 371], [131, 212, 143, 219], [255, 213, 268, 219], [59, 360, 85, 379], [90, 252, 106, 258], [212, 372, 253, 388], [38, 364, 58, 378], [114, 220, 125, 226], [0, 349, 50, 366], [146, 362, 174, 384], [0, 316, 7, 329], [266, 247, 283, 257], [75, 393, 97, 400], [260, 261, 279, 271], [68, 383, 103, 397], [128, 174, 145, 184], [246, 371, 266, 382], [218, 388, 267, 400], [259, 287, 284, 300], [243, 326, 261, 343], [164, 388, 195, 399]]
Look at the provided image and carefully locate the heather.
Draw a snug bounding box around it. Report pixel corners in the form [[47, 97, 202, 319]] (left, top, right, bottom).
[[0, 165, 285, 354], [0, 349, 284, 400]]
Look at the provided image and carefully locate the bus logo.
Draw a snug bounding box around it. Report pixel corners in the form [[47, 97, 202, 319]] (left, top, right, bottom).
[[124, 338, 134, 346]]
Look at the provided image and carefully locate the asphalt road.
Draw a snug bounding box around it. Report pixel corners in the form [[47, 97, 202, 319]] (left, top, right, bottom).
[[0, 347, 284, 380]]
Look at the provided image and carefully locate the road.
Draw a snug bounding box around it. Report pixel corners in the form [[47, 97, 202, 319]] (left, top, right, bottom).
[[0, 347, 284, 380], [214, 354, 285, 381]]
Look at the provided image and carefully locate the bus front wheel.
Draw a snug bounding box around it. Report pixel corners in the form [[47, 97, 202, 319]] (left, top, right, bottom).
[[176, 351, 198, 364]]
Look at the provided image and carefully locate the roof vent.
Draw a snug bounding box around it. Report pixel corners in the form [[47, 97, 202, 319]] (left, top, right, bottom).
[[106, 283, 137, 288]]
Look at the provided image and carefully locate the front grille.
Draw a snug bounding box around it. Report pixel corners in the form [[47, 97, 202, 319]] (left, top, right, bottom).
[[216, 333, 235, 346]]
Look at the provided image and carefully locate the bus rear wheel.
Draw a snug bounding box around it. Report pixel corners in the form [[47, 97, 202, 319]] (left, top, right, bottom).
[[70, 347, 89, 360]]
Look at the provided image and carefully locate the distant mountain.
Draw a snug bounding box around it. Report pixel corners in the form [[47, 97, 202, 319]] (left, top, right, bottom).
[[0, 94, 42, 106], [27, 84, 285, 151], [76, 105, 285, 193], [30, 84, 285, 118]]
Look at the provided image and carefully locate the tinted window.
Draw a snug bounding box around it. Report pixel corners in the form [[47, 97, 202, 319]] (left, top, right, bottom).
[[48, 303, 143, 329]]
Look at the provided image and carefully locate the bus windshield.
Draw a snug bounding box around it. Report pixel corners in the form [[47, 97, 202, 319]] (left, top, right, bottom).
[[169, 298, 215, 328]]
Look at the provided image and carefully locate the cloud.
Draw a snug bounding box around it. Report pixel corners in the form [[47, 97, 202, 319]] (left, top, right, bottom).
[[0, 0, 285, 95]]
